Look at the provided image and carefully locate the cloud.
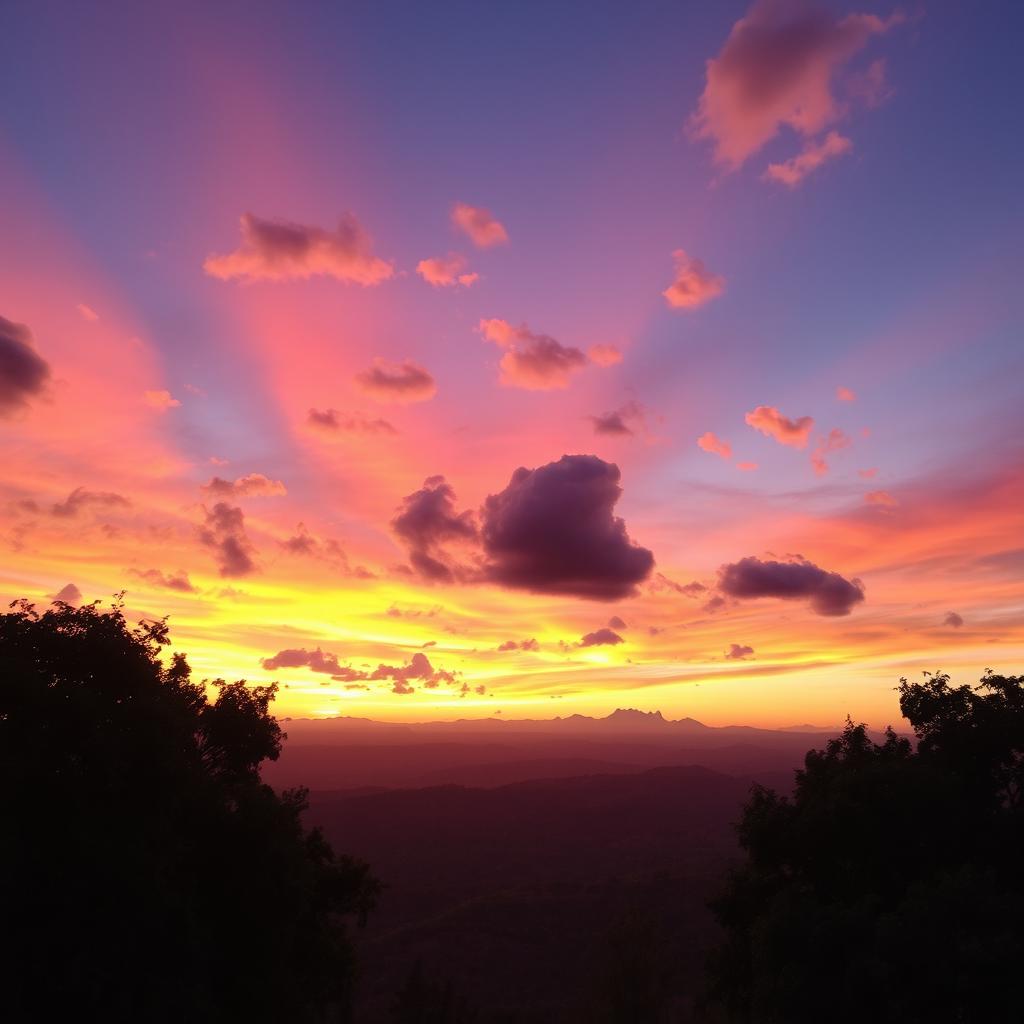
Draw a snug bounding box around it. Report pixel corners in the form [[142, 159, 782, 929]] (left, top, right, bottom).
[[307, 407, 397, 435], [451, 202, 508, 247], [662, 250, 725, 310], [697, 431, 733, 460], [481, 454, 654, 600], [608, 615, 627, 630], [76, 303, 99, 322], [262, 647, 344, 674], [726, 643, 755, 660], [131, 568, 196, 593], [52, 583, 82, 605], [0, 315, 51, 416], [590, 400, 645, 437], [745, 405, 814, 448], [858, 467, 878, 479], [144, 389, 181, 411], [579, 627, 624, 648], [479, 318, 588, 390], [51, 487, 130, 518], [718, 555, 865, 616], [354, 359, 437, 403], [690, 0, 904, 170], [204, 212, 394, 285], [416, 252, 478, 287], [943, 611, 964, 628], [736, 461, 759, 472], [199, 503, 257, 577], [836, 385, 856, 401], [651, 573, 706, 597], [201, 473, 287, 499], [497, 638, 540, 652], [810, 427, 851, 475], [865, 489, 897, 507], [764, 130, 853, 186], [369, 651, 457, 691], [392, 475, 478, 582], [588, 344, 623, 367]]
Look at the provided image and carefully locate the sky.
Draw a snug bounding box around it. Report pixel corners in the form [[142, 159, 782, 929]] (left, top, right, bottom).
[[1, 0, 1022, 728]]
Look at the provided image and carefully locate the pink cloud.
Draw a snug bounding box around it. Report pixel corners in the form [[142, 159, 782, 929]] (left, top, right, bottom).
[[745, 405, 814, 448], [865, 489, 898, 507], [588, 344, 623, 367], [810, 427, 851, 475], [452, 202, 508, 248], [858, 467, 878, 479], [354, 359, 437, 403], [663, 250, 725, 310], [76, 303, 99, 322], [690, 0, 904, 170], [479, 318, 588, 391], [416, 252, 478, 287], [697, 431, 733, 460], [764, 131, 853, 186], [144, 389, 181, 411], [836, 385, 857, 401], [201, 473, 287, 498], [736, 461, 759, 471], [204, 212, 393, 285]]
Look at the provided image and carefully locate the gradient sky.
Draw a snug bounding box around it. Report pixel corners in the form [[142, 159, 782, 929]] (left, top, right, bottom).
[[2, 0, 1022, 727]]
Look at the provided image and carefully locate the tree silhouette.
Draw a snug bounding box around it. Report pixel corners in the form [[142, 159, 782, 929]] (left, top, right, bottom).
[[705, 671, 1024, 1023], [0, 598, 379, 1023]]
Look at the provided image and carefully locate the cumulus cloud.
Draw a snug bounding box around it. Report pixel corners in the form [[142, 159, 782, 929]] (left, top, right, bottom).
[[307, 407, 397, 435], [718, 555, 865, 616], [726, 643, 755, 660], [810, 427, 851, 475], [690, 0, 904, 170], [201, 473, 287, 499], [764, 130, 852, 186], [662, 250, 725, 310], [497, 638, 540, 652], [480, 318, 588, 391], [608, 615, 627, 630], [130, 568, 196, 593], [736, 461, 759, 472], [588, 344, 623, 367], [865, 489, 897, 507], [51, 487, 130, 518], [369, 651, 457, 691], [392, 475, 478, 582], [0, 315, 51, 417], [943, 611, 964, 628], [837, 385, 857, 401], [144, 389, 181, 411], [590, 400, 645, 437], [52, 583, 82, 605], [579, 627, 624, 648], [697, 431, 732, 460], [203, 212, 393, 285], [199, 503, 257, 577], [481, 454, 654, 601], [416, 252, 478, 287], [262, 647, 345, 674], [745, 405, 814, 448], [354, 359, 437, 403], [451, 202, 508, 247]]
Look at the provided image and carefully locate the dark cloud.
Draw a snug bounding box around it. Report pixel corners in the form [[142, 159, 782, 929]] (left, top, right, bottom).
[[943, 611, 964, 628], [354, 359, 436, 403], [651, 573, 707, 597], [307, 407, 397, 435], [479, 319, 588, 390], [369, 651, 456, 691], [199, 503, 257, 577], [726, 643, 754, 660], [607, 615, 627, 630], [496, 638, 540, 652], [281, 523, 366, 573], [262, 648, 343, 674], [131, 568, 196, 593], [579, 627, 624, 648], [589, 401, 645, 437], [51, 487, 131, 518], [481, 455, 654, 600], [1, 315, 51, 416], [718, 556, 864, 616], [392, 476, 477, 582], [51, 583, 81, 605], [201, 474, 286, 498]]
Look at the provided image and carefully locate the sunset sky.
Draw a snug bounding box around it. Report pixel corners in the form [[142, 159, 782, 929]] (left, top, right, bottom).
[[2, 1, 1021, 727]]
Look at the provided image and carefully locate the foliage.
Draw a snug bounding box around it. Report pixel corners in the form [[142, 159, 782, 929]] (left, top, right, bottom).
[[0, 598, 379, 1023], [705, 670, 1024, 1023]]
